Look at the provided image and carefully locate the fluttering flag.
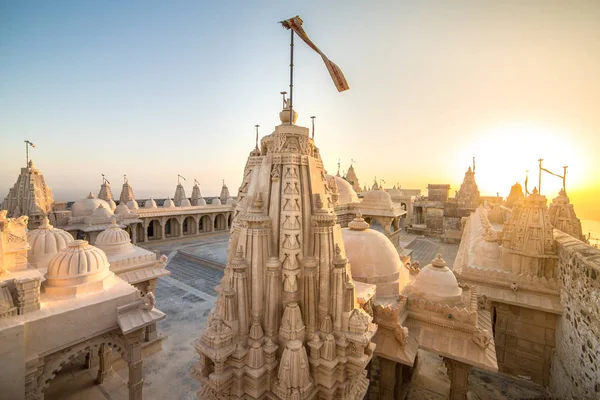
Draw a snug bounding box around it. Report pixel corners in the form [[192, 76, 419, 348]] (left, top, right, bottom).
[[280, 16, 350, 92], [25, 140, 35, 148]]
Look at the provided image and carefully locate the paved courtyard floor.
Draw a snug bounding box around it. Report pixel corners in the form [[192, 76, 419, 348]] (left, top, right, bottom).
[[45, 232, 548, 400]]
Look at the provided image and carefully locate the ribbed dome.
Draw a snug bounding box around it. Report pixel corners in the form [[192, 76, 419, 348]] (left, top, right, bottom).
[[71, 192, 112, 217], [45, 240, 114, 297], [95, 219, 133, 255], [180, 198, 192, 207], [27, 217, 74, 269], [362, 189, 392, 208], [144, 198, 157, 209], [196, 197, 207, 206], [211, 198, 222, 205], [163, 198, 175, 208], [225, 197, 235, 205], [114, 203, 130, 214], [407, 255, 462, 304], [342, 214, 408, 298], [126, 199, 139, 209]]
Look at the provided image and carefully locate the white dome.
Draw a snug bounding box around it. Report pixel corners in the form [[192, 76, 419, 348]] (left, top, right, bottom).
[[225, 197, 235, 205], [114, 203, 130, 214], [334, 176, 359, 204], [362, 190, 393, 208], [196, 197, 207, 206], [163, 198, 175, 208], [27, 217, 74, 269], [45, 240, 115, 297], [406, 255, 462, 304], [180, 198, 192, 207], [71, 192, 112, 217], [95, 219, 132, 255], [342, 214, 408, 298], [211, 198, 222, 205], [144, 198, 157, 209], [127, 199, 139, 209], [91, 204, 113, 219], [106, 199, 117, 211]]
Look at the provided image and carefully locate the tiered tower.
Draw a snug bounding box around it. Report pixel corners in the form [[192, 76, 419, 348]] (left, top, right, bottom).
[[174, 183, 187, 206], [548, 189, 584, 241], [119, 178, 135, 204], [193, 105, 376, 400], [506, 182, 525, 208], [455, 167, 480, 210], [220, 182, 231, 204], [1, 160, 54, 229], [344, 164, 360, 194], [501, 188, 557, 278], [191, 182, 205, 206]]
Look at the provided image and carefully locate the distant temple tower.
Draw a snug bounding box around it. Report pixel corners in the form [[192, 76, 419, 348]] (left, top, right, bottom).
[[455, 167, 480, 210], [345, 163, 361, 194], [174, 183, 187, 207], [193, 105, 376, 399], [548, 189, 584, 241], [219, 181, 230, 204], [1, 160, 54, 229], [505, 182, 525, 208], [191, 182, 205, 206], [97, 178, 116, 210], [119, 177, 135, 204]]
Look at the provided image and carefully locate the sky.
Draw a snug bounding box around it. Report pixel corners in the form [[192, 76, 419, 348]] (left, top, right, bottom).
[[1, 1, 599, 220]]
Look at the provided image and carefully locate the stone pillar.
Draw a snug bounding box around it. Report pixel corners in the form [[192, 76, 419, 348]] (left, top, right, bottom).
[[443, 357, 471, 400], [160, 219, 165, 240], [145, 323, 158, 342], [379, 357, 396, 400], [125, 329, 145, 400], [264, 257, 282, 338], [85, 349, 99, 369], [302, 257, 318, 334], [394, 363, 404, 400], [146, 279, 157, 295], [178, 218, 184, 237], [96, 344, 113, 384], [131, 225, 137, 244], [143, 222, 149, 243]]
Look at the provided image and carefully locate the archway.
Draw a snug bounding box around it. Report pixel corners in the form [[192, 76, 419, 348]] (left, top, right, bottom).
[[147, 219, 162, 240], [165, 218, 180, 238], [199, 215, 211, 233], [214, 214, 226, 231], [183, 216, 196, 236]]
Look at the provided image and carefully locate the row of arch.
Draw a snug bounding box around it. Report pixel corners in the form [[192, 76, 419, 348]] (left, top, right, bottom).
[[140, 213, 232, 241]]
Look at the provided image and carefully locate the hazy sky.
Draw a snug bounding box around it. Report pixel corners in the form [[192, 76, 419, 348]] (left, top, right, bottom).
[[1, 1, 599, 219]]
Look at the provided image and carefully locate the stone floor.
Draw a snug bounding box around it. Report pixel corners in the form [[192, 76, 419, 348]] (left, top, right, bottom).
[[403, 235, 459, 268], [44, 232, 548, 400]]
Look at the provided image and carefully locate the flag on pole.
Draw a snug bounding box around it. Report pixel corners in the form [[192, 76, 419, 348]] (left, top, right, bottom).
[[25, 140, 35, 148], [280, 16, 350, 92]]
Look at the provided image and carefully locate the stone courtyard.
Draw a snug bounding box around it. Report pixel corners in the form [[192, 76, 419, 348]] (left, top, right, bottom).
[[43, 233, 549, 400]]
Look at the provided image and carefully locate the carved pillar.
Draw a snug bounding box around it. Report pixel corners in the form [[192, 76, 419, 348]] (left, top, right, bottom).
[[331, 245, 347, 332], [143, 221, 149, 243], [443, 357, 471, 400], [145, 323, 158, 342], [302, 256, 318, 333], [96, 344, 113, 384], [125, 329, 145, 400], [131, 225, 137, 244], [264, 256, 282, 338], [160, 219, 165, 240], [231, 248, 250, 338], [85, 349, 99, 369], [178, 217, 184, 237], [379, 358, 396, 400], [311, 196, 336, 321]]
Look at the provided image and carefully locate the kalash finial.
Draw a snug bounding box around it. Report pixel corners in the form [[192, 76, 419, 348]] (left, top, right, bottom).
[[348, 212, 370, 231], [431, 254, 447, 268], [40, 216, 52, 229], [279, 91, 298, 124]]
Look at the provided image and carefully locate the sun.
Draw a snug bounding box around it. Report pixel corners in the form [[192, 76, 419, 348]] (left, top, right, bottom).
[[459, 122, 584, 198]]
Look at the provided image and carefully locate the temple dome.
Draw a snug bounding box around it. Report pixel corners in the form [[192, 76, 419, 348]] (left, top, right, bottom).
[[114, 203, 129, 214], [45, 240, 115, 297], [406, 254, 462, 304], [211, 198, 222, 206], [180, 198, 192, 207], [144, 198, 157, 209], [362, 189, 393, 208], [91, 204, 113, 219], [342, 214, 408, 298], [196, 197, 207, 206], [225, 197, 235, 205], [95, 219, 133, 255], [27, 217, 74, 269], [163, 198, 175, 208], [127, 199, 139, 209], [71, 192, 112, 217], [328, 175, 359, 205]]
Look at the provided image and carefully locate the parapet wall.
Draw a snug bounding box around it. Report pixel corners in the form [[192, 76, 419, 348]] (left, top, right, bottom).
[[550, 230, 600, 399]]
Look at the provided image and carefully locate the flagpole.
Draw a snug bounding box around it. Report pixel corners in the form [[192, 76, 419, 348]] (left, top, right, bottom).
[[538, 158, 543, 194], [289, 29, 294, 125], [25, 141, 28, 166]]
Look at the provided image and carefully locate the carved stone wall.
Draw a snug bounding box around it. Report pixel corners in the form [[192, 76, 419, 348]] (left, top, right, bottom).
[[549, 231, 600, 398]]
